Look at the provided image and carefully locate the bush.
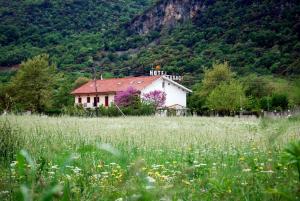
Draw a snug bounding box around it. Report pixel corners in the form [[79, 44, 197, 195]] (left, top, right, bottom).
[[62, 103, 155, 117], [271, 94, 289, 111]]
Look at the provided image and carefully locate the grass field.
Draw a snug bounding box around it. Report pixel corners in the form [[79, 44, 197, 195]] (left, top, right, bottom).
[[0, 115, 300, 200]]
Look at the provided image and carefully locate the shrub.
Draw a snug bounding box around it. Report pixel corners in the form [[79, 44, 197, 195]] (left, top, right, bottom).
[[114, 87, 140, 107], [271, 94, 289, 111], [142, 90, 166, 109]]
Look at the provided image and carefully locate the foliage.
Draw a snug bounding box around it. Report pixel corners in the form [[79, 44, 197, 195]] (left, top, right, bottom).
[[283, 140, 300, 181], [0, 0, 299, 78], [63, 103, 155, 117], [241, 74, 273, 98], [271, 94, 289, 111], [206, 80, 248, 114], [9, 54, 57, 113], [0, 0, 155, 68], [0, 120, 22, 166], [73, 76, 90, 89], [114, 87, 140, 107], [0, 115, 299, 200], [202, 61, 235, 95], [111, 0, 300, 77], [142, 90, 166, 109]]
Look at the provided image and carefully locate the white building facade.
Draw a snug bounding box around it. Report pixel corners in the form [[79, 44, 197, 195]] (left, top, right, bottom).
[[72, 76, 191, 109]]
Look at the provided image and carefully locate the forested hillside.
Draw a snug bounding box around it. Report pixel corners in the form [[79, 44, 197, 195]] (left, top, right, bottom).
[[101, 0, 300, 80], [1, 0, 299, 79], [0, 0, 154, 68]]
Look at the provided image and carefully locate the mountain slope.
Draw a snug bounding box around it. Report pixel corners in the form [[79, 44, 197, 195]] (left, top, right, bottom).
[[126, 0, 208, 35], [99, 0, 300, 80], [0, 0, 300, 81], [0, 0, 154, 68]]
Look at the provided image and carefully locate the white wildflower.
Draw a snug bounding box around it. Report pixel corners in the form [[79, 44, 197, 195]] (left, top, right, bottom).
[[260, 170, 274, 173], [242, 168, 251, 172], [51, 165, 59, 170], [72, 167, 81, 174], [10, 161, 17, 168]]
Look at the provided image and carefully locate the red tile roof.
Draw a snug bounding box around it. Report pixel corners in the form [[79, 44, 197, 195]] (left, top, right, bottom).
[[71, 76, 161, 95]]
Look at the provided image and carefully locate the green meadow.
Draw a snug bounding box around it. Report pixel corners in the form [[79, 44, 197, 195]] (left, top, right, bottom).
[[0, 115, 300, 200]]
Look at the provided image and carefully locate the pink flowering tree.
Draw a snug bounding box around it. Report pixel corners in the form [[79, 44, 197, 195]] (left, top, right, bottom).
[[114, 87, 140, 107], [142, 90, 166, 108]]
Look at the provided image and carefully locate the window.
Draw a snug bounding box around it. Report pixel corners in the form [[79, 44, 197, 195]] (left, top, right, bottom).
[[78, 97, 82, 103], [162, 81, 165, 88], [87, 97, 90, 103], [93, 97, 98, 107], [105, 96, 109, 107], [97, 97, 100, 102]]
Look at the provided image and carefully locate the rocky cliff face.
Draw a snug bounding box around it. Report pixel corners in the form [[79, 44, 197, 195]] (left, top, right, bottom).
[[126, 0, 211, 35]]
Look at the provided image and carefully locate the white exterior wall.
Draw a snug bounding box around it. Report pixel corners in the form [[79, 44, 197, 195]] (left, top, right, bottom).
[[75, 94, 115, 108], [141, 78, 188, 107]]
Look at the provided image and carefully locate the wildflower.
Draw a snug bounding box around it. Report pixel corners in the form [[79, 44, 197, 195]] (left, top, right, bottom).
[[242, 168, 251, 172], [241, 182, 248, 186], [65, 174, 71, 180], [260, 170, 274, 173], [182, 180, 191, 185], [71, 154, 80, 160], [146, 176, 156, 190], [72, 167, 81, 174], [0, 191, 9, 195], [10, 161, 18, 167], [92, 174, 101, 180], [51, 165, 59, 169]]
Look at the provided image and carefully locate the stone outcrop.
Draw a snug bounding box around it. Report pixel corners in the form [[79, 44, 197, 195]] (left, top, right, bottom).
[[126, 0, 210, 35]]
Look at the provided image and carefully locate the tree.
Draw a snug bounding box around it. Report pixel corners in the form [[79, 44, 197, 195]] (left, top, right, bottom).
[[142, 90, 166, 109], [202, 61, 235, 95], [10, 54, 56, 113], [206, 80, 248, 114], [73, 77, 90, 89], [114, 87, 140, 107], [241, 74, 272, 98]]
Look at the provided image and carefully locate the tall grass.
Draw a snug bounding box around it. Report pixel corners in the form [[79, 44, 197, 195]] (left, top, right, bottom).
[[0, 115, 299, 200]]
